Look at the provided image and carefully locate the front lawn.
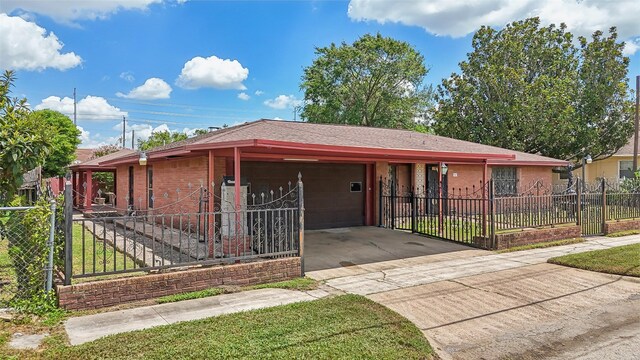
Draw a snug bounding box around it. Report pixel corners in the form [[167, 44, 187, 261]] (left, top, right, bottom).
[[4, 295, 434, 360], [548, 243, 640, 277]]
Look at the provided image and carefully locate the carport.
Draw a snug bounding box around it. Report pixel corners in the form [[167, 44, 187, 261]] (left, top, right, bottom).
[[304, 226, 475, 273]]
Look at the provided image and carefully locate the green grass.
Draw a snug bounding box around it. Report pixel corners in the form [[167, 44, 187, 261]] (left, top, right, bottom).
[[5, 295, 434, 360], [548, 243, 640, 277], [248, 277, 318, 291], [606, 229, 640, 237], [0, 240, 16, 304], [496, 238, 584, 253], [72, 223, 144, 283], [156, 278, 319, 305], [157, 288, 225, 304]]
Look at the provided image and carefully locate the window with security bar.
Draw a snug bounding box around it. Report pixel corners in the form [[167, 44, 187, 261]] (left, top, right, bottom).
[[619, 160, 634, 180], [493, 166, 518, 196]]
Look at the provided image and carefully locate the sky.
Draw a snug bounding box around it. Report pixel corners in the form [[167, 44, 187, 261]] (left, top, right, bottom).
[[1, 0, 640, 149]]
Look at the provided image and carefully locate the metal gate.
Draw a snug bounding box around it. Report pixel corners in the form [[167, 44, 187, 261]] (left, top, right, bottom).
[[581, 190, 604, 236]]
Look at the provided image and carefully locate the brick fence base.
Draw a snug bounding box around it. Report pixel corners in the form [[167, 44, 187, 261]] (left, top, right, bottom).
[[473, 225, 582, 250], [57, 257, 301, 311], [604, 219, 640, 235]]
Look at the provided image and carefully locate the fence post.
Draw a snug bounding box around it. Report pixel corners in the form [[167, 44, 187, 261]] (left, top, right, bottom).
[[576, 179, 582, 227], [297, 173, 305, 277], [64, 178, 73, 285], [46, 200, 57, 293], [390, 178, 396, 230], [489, 179, 496, 249], [378, 176, 383, 227], [601, 178, 607, 234], [411, 189, 417, 233]]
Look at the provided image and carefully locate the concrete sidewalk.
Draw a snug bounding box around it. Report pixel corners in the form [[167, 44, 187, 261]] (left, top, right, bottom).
[[312, 235, 640, 295], [65, 288, 330, 345]]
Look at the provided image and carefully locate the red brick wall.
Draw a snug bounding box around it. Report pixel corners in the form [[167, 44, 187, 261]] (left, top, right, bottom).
[[604, 220, 640, 234], [149, 156, 208, 214], [473, 225, 581, 250], [57, 257, 301, 311], [114, 164, 147, 212], [447, 164, 485, 196], [516, 166, 554, 191], [115, 165, 128, 212]]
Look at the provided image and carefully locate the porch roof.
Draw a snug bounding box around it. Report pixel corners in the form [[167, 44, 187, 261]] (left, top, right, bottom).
[[70, 148, 137, 171], [97, 120, 568, 167]]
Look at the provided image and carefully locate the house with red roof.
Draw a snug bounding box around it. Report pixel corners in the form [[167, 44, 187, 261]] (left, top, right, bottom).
[[71, 119, 567, 229]]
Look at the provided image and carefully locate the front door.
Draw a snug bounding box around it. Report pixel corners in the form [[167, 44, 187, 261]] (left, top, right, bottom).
[[128, 166, 134, 210], [426, 164, 448, 214]]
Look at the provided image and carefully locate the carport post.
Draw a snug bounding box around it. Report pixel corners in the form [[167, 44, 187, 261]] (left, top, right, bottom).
[[298, 173, 305, 277]]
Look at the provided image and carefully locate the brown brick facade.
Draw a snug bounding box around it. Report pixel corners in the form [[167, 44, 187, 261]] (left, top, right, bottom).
[[57, 257, 301, 311], [473, 225, 582, 250], [604, 219, 640, 234]]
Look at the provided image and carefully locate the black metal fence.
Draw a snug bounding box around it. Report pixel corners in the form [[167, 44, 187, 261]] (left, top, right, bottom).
[[380, 177, 640, 248], [62, 176, 304, 284]]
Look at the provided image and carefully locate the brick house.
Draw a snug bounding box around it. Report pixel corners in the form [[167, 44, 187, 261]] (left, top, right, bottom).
[[71, 119, 567, 229]]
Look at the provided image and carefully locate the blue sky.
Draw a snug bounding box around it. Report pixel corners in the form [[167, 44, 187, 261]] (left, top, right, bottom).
[[1, 0, 639, 148]]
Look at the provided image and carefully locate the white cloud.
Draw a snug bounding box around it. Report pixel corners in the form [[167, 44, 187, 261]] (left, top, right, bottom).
[[119, 71, 135, 82], [348, 0, 640, 54], [176, 55, 249, 90], [0, 14, 82, 71], [0, 0, 167, 24], [76, 125, 111, 148], [116, 77, 172, 100], [254, 90, 264, 96], [264, 95, 302, 109], [237, 92, 250, 101], [35, 95, 127, 121]]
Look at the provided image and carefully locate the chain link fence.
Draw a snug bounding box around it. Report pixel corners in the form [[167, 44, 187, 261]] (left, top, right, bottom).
[[0, 204, 57, 306]]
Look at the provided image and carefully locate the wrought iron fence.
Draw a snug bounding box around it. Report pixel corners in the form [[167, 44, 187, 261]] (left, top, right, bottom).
[[380, 176, 640, 248], [0, 204, 57, 305], [62, 176, 304, 283]]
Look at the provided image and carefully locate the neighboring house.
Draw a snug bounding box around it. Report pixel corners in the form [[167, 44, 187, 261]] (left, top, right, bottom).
[[47, 148, 96, 195], [578, 136, 639, 184], [70, 119, 567, 229]]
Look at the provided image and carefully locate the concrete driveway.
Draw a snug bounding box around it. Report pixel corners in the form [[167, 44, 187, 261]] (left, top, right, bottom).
[[311, 235, 640, 360], [304, 226, 481, 273]]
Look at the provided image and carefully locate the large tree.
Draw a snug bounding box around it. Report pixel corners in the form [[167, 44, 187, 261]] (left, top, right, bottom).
[[32, 109, 81, 178], [300, 33, 432, 129], [0, 70, 50, 202], [138, 131, 188, 151], [433, 18, 634, 163]]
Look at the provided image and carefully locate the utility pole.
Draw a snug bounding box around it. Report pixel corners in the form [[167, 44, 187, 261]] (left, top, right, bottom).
[[633, 75, 639, 173], [73, 88, 77, 125], [131, 130, 135, 149], [122, 116, 126, 148]]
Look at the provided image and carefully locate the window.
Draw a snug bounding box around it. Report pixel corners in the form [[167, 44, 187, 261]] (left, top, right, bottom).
[[493, 167, 517, 196], [147, 166, 154, 208], [619, 161, 634, 180]]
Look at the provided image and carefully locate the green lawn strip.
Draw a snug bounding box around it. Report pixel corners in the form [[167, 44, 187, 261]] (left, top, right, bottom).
[[606, 229, 640, 237], [35, 294, 433, 360], [156, 288, 225, 304], [247, 277, 318, 291], [548, 243, 640, 277], [156, 278, 319, 304], [0, 240, 16, 304], [72, 223, 145, 283], [496, 238, 585, 253]]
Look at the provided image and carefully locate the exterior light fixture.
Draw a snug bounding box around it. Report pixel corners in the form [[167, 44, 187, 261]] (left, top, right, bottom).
[[584, 155, 592, 164], [139, 152, 148, 166], [441, 163, 448, 175], [581, 154, 592, 188]]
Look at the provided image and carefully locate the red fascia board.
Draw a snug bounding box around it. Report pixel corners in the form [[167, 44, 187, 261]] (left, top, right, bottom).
[[69, 165, 116, 171], [252, 139, 515, 161], [487, 160, 569, 166]]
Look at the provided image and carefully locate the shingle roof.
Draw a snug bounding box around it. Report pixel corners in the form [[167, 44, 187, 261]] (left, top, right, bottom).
[[75, 148, 95, 163], [72, 148, 137, 168], [614, 134, 639, 156], [147, 119, 565, 164]]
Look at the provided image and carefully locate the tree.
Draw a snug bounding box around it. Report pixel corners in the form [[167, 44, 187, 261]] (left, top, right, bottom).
[[300, 33, 432, 129], [0, 70, 50, 202], [138, 131, 188, 151], [91, 144, 122, 159], [433, 18, 634, 163], [31, 109, 81, 178]]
